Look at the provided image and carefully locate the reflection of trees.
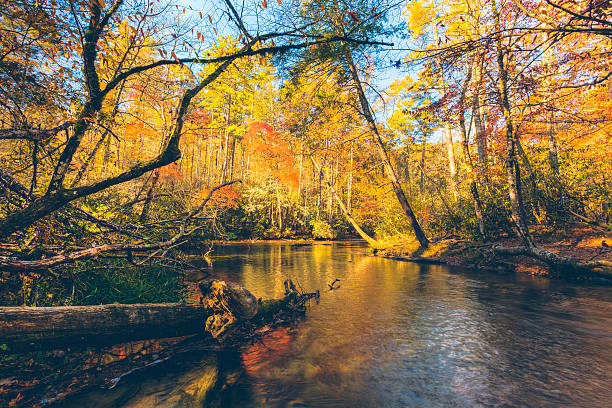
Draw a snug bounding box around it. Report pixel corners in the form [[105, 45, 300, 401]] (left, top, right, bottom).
[[60, 348, 255, 408], [164, 243, 612, 407]]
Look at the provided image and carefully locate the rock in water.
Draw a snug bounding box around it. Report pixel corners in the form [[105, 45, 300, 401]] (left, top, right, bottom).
[[199, 280, 260, 339]]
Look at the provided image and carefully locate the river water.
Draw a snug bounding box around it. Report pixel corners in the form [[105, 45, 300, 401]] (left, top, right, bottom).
[[60, 242, 612, 407]]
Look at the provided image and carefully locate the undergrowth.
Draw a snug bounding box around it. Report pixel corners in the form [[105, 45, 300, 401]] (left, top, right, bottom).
[[0, 260, 188, 307]]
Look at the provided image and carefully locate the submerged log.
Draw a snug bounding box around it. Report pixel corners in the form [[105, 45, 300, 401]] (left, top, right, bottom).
[[0, 280, 316, 352]]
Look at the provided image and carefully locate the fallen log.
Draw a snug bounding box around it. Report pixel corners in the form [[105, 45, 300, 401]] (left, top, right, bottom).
[[0, 280, 317, 352], [0, 303, 206, 351], [492, 245, 612, 277]]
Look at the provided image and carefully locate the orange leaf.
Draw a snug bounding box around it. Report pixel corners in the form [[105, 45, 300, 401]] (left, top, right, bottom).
[[348, 11, 360, 22], [208, 15, 212, 24], [170, 51, 180, 63]]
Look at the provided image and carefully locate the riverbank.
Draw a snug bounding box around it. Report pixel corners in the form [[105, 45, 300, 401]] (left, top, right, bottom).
[[372, 227, 612, 282]]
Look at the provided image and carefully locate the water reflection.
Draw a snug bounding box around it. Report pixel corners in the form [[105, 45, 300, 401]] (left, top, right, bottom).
[[62, 243, 612, 407]]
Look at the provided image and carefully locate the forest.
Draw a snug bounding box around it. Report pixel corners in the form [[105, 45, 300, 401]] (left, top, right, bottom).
[[0, 0, 611, 301], [1, 0, 612, 406]]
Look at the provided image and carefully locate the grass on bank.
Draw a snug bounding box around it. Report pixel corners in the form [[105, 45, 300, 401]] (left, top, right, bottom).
[[0, 259, 189, 307]]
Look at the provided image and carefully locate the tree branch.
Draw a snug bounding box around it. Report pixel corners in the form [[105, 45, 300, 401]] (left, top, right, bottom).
[[0, 121, 74, 141]]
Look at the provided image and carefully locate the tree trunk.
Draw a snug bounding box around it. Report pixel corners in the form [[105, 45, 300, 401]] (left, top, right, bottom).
[[490, 0, 534, 247], [139, 170, 160, 223], [298, 135, 304, 197], [221, 98, 232, 183], [229, 133, 237, 180], [71, 132, 106, 188], [0, 303, 205, 351], [101, 132, 113, 175], [443, 123, 458, 199], [347, 140, 353, 212], [471, 53, 489, 176], [543, 30, 560, 174], [420, 135, 426, 193], [433, 13, 458, 200], [458, 65, 487, 239], [344, 50, 429, 248]]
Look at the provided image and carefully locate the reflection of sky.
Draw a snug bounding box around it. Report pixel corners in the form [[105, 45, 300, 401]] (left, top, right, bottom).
[[209, 243, 612, 407]]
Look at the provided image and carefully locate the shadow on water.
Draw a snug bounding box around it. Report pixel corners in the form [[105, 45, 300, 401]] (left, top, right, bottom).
[[59, 242, 612, 407]]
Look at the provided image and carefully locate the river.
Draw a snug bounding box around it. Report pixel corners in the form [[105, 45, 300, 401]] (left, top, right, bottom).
[[59, 242, 612, 407]]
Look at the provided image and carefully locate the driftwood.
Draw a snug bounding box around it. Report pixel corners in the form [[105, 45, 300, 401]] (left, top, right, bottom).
[[0, 280, 317, 352]]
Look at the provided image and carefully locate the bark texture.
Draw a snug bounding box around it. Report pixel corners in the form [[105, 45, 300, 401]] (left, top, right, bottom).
[[0, 303, 206, 350]]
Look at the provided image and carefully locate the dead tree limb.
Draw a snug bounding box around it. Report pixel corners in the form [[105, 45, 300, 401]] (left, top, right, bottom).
[[0, 180, 241, 272]]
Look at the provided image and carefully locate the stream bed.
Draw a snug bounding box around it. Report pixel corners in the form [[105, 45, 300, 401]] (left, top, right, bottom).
[[59, 242, 612, 407]]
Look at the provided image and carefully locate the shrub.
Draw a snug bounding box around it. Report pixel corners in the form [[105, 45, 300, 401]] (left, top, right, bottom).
[[311, 220, 334, 239]]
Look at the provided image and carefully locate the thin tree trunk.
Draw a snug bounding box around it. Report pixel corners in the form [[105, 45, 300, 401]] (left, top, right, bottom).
[[327, 164, 333, 222], [221, 98, 231, 183], [276, 184, 283, 231], [471, 53, 489, 176], [490, 0, 534, 247], [347, 140, 353, 212], [139, 170, 160, 223], [344, 51, 429, 248], [298, 135, 304, 198], [543, 30, 560, 174], [458, 65, 487, 239], [30, 140, 38, 194], [101, 132, 113, 175], [433, 14, 458, 199], [71, 132, 106, 188], [229, 133, 237, 180], [317, 165, 322, 219], [420, 135, 426, 193]]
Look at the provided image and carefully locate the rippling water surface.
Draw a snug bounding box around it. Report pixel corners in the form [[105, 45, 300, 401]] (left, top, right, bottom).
[[61, 242, 612, 407]]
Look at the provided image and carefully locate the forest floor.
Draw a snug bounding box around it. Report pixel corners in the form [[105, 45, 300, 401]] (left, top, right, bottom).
[[373, 226, 612, 282]]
